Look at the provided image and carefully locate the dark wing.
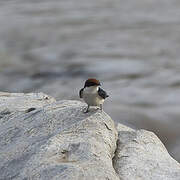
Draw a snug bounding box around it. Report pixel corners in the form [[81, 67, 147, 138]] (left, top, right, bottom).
[[79, 88, 84, 98], [98, 87, 109, 99]]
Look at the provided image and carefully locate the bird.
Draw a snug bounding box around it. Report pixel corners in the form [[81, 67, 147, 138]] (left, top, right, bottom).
[[79, 78, 109, 113]]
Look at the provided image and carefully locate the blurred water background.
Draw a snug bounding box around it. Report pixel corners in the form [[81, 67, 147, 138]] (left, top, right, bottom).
[[0, 0, 180, 161]]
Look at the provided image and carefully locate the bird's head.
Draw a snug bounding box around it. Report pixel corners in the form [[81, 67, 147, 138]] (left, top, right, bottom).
[[84, 78, 101, 88]]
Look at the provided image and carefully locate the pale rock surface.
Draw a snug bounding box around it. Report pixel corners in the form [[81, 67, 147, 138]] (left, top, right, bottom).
[[1, 92, 180, 180], [113, 123, 180, 180], [0, 93, 118, 180], [0, 92, 55, 112]]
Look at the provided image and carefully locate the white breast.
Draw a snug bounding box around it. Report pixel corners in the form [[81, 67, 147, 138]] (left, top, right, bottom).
[[82, 86, 104, 106]]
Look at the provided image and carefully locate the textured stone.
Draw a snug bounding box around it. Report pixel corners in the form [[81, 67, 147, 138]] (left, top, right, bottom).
[[0, 93, 118, 180], [1, 92, 180, 180], [0, 92, 55, 112], [113, 123, 180, 180]]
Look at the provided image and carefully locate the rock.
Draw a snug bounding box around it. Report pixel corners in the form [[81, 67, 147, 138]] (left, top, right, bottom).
[[0, 93, 118, 180], [113, 123, 180, 180], [0, 92, 56, 112], [1, 92, 180, 180]]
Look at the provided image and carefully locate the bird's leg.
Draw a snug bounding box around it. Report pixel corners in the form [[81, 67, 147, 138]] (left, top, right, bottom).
[[84, 105, 90, 113], [100, 104, 103, 112]]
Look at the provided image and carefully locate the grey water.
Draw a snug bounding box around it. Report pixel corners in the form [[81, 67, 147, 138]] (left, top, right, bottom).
[[0, 0, 180, 161]]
